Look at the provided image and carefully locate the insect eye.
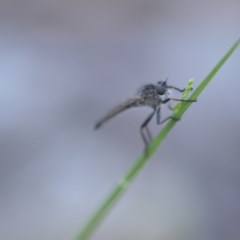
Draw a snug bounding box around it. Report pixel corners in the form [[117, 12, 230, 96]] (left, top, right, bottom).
[[156, 81, 166, 95]]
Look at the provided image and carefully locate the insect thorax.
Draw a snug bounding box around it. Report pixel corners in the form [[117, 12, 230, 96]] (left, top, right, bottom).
[[138, 84, 161, 107]]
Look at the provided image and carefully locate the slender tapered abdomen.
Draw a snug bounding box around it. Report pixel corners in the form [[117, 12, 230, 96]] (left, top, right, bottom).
[[94, 96, 142, 129]]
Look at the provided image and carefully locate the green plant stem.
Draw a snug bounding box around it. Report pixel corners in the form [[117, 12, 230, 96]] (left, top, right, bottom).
[[76, 38, 240, 240]]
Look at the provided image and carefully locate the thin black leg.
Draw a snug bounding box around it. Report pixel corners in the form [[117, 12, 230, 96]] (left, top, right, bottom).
[[158, 98, 196, 125], [158, 115, 180, 125], [168, 86, 193, 93], [145, 126, 153, 142], [140, 109, 156, 148], [170, 98, 196, 102], [156, 107, 161, 124], [168, 86, 185, 92]]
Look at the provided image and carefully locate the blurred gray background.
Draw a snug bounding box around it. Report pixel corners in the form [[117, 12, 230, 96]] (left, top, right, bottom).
[[0, 0, 240, 240]]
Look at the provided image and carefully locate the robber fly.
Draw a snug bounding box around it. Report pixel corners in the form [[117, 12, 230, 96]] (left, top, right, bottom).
[[94, 80, 196, 149]]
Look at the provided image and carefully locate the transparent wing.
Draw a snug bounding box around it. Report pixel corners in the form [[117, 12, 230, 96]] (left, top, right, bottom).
[[94, 96, 142, 129]]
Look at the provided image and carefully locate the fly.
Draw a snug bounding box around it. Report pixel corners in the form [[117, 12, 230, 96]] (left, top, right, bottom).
[[94, 80, 196, 149]]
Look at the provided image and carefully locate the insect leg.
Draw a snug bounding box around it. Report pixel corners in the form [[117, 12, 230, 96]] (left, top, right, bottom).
[[156, 106, 161, 124], [168, 86, 193, 93], [170, 98, 196, 102], [168, 86, 185, 92], [158, 115, 180, 125], [140, 108, 156, 148], [145, 126, 153, 142], [159, 98, 196, 124]]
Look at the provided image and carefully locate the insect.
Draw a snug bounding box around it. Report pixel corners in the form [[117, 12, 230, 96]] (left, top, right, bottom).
[[94, 80, 196, 150]]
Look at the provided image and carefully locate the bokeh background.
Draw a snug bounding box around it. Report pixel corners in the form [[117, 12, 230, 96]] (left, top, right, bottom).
[[0, 1, 240, 240]]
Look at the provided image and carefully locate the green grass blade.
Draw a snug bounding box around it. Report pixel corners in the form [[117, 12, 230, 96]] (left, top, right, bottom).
[[177, 37, 240, 116], [75, 38, 240, 240]]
